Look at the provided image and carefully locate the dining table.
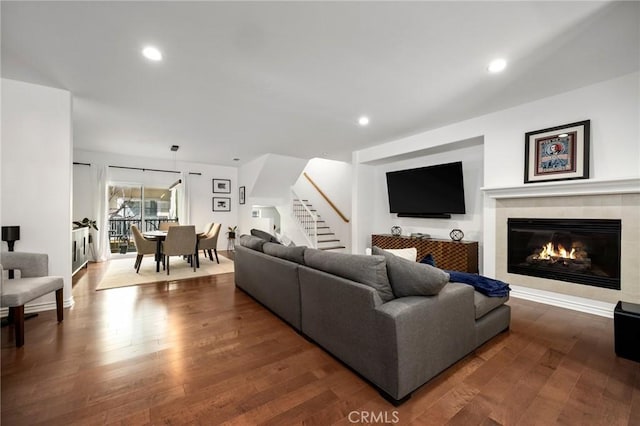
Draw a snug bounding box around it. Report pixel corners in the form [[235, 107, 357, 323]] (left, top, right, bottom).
[[143, 229, 206, 272]]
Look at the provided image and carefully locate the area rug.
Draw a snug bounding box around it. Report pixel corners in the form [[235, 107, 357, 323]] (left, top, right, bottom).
[[96, 254, 234, 290]]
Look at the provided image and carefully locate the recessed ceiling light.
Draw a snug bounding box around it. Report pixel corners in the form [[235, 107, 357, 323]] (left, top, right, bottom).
[[358, 116, 370, 126], [142, 46, 162, 61], [487, 58, 507, 73]]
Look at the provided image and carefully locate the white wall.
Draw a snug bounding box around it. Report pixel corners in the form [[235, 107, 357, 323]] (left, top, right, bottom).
[[1, 79, 73, 310], [293, 158, 353, 250], [353, 72, 640, 275], [73, 149, 237, 251], [367, 140, 485, 262], [249, 154, 308, 200], [250, 206, 280, 233], [237, 153, 307, 240]]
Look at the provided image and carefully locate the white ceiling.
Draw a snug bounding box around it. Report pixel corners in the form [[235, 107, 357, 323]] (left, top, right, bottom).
[[2, 1, 638, 167]]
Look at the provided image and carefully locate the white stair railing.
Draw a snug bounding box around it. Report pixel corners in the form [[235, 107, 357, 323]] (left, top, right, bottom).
[[291, 188, 318, 248]]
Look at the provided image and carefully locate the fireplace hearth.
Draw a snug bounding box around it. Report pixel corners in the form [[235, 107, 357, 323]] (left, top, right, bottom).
[[507, 218, 621, 290]]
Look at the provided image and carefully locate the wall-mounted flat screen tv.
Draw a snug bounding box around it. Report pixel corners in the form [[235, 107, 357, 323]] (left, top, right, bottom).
[[386, 161, 466, 218]]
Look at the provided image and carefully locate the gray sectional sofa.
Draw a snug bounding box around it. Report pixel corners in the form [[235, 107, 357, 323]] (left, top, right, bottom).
[[234, 235, 510, 404]]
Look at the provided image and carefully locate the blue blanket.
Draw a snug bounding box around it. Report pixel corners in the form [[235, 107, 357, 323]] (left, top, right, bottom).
[[446, 270, 511, 297]]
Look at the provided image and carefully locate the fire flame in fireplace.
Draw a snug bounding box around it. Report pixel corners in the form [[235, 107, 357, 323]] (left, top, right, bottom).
[[537, 242, 576, 260]]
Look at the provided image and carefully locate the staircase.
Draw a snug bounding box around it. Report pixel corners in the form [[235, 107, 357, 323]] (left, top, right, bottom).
[[292, 198, 346, 251]]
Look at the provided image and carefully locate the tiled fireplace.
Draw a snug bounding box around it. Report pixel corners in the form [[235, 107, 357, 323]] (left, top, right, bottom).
[[507, 218, 621, 290], [491, 186, 640, 310]]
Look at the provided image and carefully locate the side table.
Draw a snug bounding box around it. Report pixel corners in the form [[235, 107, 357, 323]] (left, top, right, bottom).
[[614, 301, 640, 362]]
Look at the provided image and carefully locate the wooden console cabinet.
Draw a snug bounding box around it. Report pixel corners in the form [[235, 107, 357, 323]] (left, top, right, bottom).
[[372, 234, 478, 273], [72, 227, 89, 276]]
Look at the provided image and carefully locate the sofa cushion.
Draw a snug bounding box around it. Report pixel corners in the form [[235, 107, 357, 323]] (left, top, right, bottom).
[[474, 291, 509, 319], [263, 242, 306, 264], [1, 276, 64, 307], [250, 229, 281, 244], [372, 246, 449, 297], [239, 234, 266, 252], [303, 248, 395, 302]]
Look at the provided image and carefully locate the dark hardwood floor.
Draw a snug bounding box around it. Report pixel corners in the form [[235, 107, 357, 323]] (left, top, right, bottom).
[[2, 253, 639, 425]]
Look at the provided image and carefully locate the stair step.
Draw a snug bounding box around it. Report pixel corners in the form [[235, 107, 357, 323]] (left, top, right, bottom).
[[317, 232, 335, 236], [320, 245, 346, 251], [318, 239, 340, 243], [298, 215, 328, 223]]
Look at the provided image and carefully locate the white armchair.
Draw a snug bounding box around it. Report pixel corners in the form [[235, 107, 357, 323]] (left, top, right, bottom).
[[0, 252, 64, 347]]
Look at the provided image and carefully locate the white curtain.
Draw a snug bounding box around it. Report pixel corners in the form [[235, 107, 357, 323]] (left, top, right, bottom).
[[92, 165, 111, 262], [177, 172, 190, 224]]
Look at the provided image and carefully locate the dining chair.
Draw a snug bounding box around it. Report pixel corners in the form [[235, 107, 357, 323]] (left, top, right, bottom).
[[159, 221, 179, 231], [202, 222, 214, 235], [161, 225, 197, 275], [199, 223, 221, 263], [131, 225, 156, 273]]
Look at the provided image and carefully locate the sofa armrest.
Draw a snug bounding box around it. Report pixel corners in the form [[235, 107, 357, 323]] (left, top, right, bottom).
[[0, 252, 48, 277], [235, 245, 302, 330], [375, 282, 477, 399]]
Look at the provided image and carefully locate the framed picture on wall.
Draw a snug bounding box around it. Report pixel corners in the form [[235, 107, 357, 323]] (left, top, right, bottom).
[[239, 186, 246, 205], [524, 120, 590, 184], [213, 197, 231, 212], [213, 178, 231, 193]]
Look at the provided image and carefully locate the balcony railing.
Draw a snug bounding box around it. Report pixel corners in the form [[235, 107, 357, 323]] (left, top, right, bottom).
[[143, 218, 179, 231], [108, 218, 178, 253]]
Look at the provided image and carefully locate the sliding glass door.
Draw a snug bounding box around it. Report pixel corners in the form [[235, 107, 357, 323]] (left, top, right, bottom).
[[108, 183, 178, 254]]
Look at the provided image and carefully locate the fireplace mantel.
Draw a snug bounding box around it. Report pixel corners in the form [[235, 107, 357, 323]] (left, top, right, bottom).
[[482, 177, 640, 199]]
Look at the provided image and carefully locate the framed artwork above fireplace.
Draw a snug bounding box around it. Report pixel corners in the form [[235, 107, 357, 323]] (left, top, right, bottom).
[[524, 120, 590, 184]]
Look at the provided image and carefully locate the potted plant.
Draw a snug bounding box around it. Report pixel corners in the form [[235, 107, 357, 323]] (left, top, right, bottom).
[[73, 218, 98, 243], [227, 225, 238, 239], [118, 235, 130, 254], [73, 217, 98, 231]]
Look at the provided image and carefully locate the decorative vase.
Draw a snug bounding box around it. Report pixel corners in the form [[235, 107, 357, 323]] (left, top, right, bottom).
[[391, 226, 402, 236], [449, 229, 464, 241]]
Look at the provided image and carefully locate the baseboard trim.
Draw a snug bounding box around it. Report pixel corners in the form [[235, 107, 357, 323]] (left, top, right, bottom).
[[0, 297, 75, 316], [510, 285, 615, 318]]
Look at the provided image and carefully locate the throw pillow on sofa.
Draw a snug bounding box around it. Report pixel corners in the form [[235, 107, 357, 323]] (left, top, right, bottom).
[[263, 242, 306, 264], [304, 248, 395, 302], [381, 247, 417, 262], [364, 247, 416, 261], [372, 246, 449, 297], [239, 234, 267, 252]]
